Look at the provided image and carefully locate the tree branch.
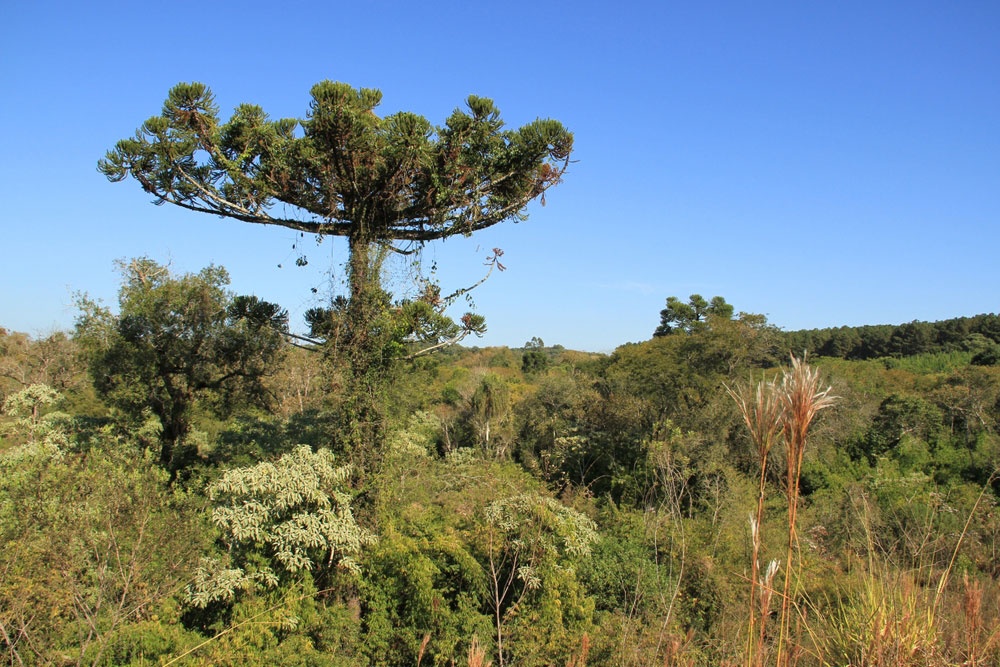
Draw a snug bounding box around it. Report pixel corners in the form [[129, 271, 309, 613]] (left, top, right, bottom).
[[402, 329, 472, 360]]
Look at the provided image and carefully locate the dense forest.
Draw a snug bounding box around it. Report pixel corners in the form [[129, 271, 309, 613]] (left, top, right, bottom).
[[3, 81, 998, 666], [2, 281, 999, 665]]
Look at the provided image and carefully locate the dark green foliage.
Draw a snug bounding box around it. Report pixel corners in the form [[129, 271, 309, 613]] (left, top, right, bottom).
[[521, 337, 550, 374], [782, 314, 1000, 361], [818, 326, 862, 358], [209, 410, 340, 467], [889, 321, 936, 356], [971, 343, 1000, 366], [75, 259, 287, 474], [654, 294, 734, 337], [100, 81, 572, 472], [514, 369, 654, 498], [100, 82, 571, 248], [852, 394, 945, 464]]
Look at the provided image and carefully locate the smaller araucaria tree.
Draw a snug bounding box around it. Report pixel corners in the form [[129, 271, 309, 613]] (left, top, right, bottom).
[[654, 294, 734, 337]]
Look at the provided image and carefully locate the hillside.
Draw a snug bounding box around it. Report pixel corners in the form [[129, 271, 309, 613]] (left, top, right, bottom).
[[2, 305, 999, 665]]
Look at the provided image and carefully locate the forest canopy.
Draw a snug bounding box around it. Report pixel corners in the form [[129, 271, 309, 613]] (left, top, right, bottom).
[[4, 288, 999, 665]]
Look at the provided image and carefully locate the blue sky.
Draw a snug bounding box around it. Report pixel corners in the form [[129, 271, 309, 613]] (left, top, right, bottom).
[[2, 1, 997, 352]]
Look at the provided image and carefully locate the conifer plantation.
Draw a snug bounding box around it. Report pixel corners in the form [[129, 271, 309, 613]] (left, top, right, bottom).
[[2, 81, 999, 665]]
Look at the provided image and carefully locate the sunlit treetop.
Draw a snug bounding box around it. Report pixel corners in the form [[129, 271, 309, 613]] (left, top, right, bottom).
[[99, 81, 573, 251]]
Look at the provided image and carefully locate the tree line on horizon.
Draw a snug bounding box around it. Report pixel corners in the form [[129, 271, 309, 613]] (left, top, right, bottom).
[[781, 314, 1000, 364], [654, 294, 1000, 366]]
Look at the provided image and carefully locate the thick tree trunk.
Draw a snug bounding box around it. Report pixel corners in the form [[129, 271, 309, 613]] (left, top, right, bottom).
[[153, 384, 192, 476], [339, 231, 390, 474]]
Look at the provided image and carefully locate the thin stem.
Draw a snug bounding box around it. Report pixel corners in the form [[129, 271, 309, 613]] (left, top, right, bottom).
[[773, 355, 835, 667]]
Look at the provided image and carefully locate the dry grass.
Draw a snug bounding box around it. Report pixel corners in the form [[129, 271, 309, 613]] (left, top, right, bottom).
[[729, 355, 836, 667], [565, 632, 590, 667], [826, 569, 941, 666], [803, 469, 1000, 667], [467, 635, 492, 667], [727, 375, 784, 667], [661, 628, 698, 667], [775, 355, 836, 667]]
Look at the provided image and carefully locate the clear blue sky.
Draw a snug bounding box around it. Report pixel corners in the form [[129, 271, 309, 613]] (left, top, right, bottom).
[[2, 1, 997, 352]]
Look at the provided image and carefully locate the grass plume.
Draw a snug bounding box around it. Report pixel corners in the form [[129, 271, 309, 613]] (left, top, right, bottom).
[[775, 354, 836, 667], [729, 354, 836, 667], [726, 375, 784, 667]]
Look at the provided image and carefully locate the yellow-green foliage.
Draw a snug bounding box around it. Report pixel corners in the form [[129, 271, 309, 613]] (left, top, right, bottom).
[[0, 403, 210, 665], [190, 446, 376, 606], [364, 442, 597, 667], [3, 300, 1000, 666]]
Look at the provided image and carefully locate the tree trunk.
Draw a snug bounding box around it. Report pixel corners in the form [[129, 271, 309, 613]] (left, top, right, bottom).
[[159, 404, 189, 473], [339, 231, 390, 475]]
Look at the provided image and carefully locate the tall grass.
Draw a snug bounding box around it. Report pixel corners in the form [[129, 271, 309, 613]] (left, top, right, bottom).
[[726, 375, 783, 667], [724, 352, 1000, 667], [729, 355, 835, 667], [810, 469, 1000, 667], [776, 355, 836, 667]]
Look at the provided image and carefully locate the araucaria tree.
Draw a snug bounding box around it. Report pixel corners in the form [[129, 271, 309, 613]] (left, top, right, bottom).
[[100, 81, 572, 466], [654, 294, 734, 337]]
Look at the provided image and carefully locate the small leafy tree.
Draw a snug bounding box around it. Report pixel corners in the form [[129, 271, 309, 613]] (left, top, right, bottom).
[[0, 383, 68, 450], [0, 329, 82, 405], [189, 446, 375, 607], [522, 337, 550, 374], [469, 373, 513, 458], [477, 493, 597, 667], [75, 258, 287, 473]]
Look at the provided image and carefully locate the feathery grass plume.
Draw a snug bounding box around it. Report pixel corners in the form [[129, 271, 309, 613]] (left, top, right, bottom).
[[775, 354, 836, 667], [726, 376, 785, 466], [726, 376, 784, 667], [467, 635, 492, 667]]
